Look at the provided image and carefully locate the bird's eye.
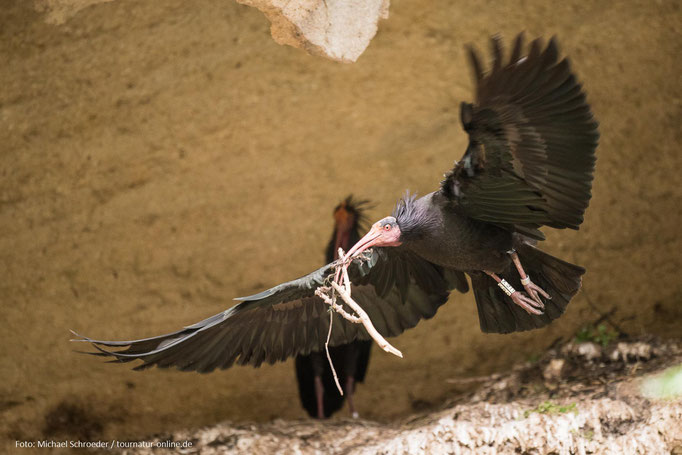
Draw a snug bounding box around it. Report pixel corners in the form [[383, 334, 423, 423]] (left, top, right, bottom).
[[384, 224, 391, 231]]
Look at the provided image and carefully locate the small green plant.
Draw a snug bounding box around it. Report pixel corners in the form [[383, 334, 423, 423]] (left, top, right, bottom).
[[570, 428, 594, 441], [524, 401, 578, 418], [574, 323, 618, 347], [527, 353, 541, 364]]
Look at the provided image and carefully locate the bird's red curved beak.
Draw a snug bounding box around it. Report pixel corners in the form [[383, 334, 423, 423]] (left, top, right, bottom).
[[343, 222, 402, 261]]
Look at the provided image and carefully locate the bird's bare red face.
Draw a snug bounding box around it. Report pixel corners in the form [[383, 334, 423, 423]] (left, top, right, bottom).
[[344, 217, 402, 260], [332, 202, 357, 260]]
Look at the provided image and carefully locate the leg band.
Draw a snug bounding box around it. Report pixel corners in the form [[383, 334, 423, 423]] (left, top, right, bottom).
[[497, 279, 516, 296]]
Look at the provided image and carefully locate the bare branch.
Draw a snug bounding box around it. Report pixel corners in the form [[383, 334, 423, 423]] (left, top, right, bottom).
[[317, 249, 404, 365], [325, 310, 343, 396], [314, 288, 361, 323], [332, 265, 403, 358]]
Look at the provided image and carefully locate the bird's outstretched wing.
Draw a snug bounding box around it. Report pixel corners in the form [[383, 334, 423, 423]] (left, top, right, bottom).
[[441, 33, 599, 238], [73, 249, 468, 373]]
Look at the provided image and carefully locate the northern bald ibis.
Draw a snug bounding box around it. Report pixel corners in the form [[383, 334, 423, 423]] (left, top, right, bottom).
[[295, 196, 372, 419], [74, 33, 598, 376]]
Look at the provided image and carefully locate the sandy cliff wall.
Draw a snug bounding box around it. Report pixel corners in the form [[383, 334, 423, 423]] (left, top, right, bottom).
[[1, 0, 681, 445]]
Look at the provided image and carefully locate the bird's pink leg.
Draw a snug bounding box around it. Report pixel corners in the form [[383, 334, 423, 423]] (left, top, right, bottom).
[[314, 375, 325, 419], [484, 270, 544, 315], [345, 376, 359, 419], [508, 250, 550, 306]]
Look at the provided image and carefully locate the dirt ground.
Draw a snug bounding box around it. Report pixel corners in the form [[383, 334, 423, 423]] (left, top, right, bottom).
[[1, 0, 681, 450], [112, 338, 682, 454]]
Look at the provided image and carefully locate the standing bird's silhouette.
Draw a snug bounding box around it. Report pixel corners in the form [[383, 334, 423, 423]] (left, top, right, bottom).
[[74, 33, 598, 377], [295, 196, 372, 419]]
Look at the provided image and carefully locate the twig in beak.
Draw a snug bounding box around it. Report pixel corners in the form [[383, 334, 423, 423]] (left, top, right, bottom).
[[317, 248, 404, 384], [332, 269, 403, 359], [324, 309, 343, 396]]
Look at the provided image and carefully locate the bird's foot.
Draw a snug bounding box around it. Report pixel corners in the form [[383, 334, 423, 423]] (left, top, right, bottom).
[[510, 290, 544, 315], [486, 271, 544, 315], [520, 276, 551, 306], [508, 250, 551, 306]]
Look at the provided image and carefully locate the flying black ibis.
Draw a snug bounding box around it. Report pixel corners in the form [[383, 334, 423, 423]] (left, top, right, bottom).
[[74, 33, 598, 377], [295, 196, 372, 419]]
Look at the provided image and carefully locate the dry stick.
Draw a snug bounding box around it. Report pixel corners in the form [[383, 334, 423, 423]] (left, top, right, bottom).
[[315, 275, 356, 397], [313, 250, 403, 399], [315, 261, 403, 357], [315, 288, 361, 323], [333, 264, 403, 358], [324, 309, 344, 396]]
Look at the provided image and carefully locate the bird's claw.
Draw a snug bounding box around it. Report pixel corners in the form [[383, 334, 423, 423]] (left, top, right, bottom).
[[511, 291, 544, 315], [509, 252, 551, 308], [522, 277, 551, 307]]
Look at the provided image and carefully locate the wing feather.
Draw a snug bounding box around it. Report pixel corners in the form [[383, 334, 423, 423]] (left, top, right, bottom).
[[74, 248, 463, 372], [441, 33, 598, 232]]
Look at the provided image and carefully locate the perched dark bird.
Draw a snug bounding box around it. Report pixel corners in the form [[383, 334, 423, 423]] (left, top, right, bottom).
[[295, 196, 372, 419], [74, 34, 598, 376]]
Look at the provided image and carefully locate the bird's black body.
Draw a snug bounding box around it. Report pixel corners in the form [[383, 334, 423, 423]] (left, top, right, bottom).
[[295, 197, 373, 418], [74, 33, 598, 373], [394, 192, 513, 272]]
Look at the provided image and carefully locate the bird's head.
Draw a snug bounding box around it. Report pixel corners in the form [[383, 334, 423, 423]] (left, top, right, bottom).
[[343, 216, 402, 260], [328, 196, 371, 261], [333, 199, 358, 236]]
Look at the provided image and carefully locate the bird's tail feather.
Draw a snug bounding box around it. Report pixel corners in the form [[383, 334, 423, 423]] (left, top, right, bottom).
[[470, 242, 584, 334]]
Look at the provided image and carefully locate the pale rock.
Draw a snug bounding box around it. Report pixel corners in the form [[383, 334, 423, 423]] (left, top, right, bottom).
[[562, 341, 602, 361], [543, 358, 566, 382], [235, 0, 390, 62], [610, 341, 655, 362], [33, 0, 389, 62]]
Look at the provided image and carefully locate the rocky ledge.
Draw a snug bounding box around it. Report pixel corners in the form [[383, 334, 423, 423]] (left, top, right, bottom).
[[116, 338, 682, 455]]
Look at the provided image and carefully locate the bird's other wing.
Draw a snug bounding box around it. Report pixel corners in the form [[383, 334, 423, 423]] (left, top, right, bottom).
[[73, 249, 468, 373], [441, 33, 599, 237]]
